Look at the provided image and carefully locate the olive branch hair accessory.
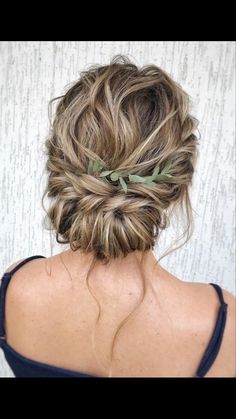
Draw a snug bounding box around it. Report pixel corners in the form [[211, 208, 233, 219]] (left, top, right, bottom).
[[75, 159, 173, 194]]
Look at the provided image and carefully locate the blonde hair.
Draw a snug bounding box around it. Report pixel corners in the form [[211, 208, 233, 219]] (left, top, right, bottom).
[[42, 55, 199, 376]]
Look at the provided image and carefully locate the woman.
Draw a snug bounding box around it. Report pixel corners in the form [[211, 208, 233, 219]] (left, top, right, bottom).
[[0, 56, 235, 377]]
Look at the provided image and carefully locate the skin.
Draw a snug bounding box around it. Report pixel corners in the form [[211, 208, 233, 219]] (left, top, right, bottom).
[[3, 249, 236, 377]]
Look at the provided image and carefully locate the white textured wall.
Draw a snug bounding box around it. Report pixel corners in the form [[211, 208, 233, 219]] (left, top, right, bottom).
[[0, 41, 235, 377]]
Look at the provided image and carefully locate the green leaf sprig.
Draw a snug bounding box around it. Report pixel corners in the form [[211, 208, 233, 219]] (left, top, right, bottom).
[[74, 159, 173, 194]]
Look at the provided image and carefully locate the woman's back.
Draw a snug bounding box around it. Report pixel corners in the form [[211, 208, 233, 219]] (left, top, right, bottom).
[[1, 250, 235, 377]]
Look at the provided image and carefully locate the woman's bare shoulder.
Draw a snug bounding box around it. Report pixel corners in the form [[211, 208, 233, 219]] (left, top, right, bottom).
[[181, 280, 236, 377], [3, 256, 61, 351], [3, 256, 60, 308]]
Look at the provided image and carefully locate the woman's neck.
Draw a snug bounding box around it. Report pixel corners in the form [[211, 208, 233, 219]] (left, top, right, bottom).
[[62, 247, 169, 285]]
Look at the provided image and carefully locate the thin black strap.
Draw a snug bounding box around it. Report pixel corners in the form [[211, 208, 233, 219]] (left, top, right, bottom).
[[5, 255, 46, 276], [0, 255, 46, 341], [195, 283, 228, 378], [209, 283, 226, 305]]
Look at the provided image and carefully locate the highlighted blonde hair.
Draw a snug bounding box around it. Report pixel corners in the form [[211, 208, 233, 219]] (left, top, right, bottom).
[[42, 55, 199, 376]]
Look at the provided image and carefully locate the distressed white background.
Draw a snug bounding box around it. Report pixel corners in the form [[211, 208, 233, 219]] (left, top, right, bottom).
[[0, 41, 235, 377]]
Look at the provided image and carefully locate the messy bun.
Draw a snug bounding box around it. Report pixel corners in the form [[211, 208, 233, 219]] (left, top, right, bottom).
[[42, 55, 199, 263]]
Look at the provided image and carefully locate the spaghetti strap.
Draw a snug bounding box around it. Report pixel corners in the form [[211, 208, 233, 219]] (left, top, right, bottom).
[[4, 255, 46, 276], [209, 282, 226, 305], [195, 283, 228, 377], [0, 255, 46, 341]]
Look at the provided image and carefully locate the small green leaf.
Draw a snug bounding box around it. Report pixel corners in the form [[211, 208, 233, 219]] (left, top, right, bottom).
[[93, 160, 100, 173], [154, 174, 172, 181], [162, 160, 172, 175], [111, 171, 121, 181], [143, 175, 155, 182], [88, 159, 94, 175], [151, 164, 160, 180], [119, 177, 128, 193], [128, 174, 147, 183], [94, 159, 106, 173], [99, 170, 114, 177]]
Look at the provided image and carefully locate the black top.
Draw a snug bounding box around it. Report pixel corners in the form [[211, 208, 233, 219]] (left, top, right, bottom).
[[0, 255, 228, 378]]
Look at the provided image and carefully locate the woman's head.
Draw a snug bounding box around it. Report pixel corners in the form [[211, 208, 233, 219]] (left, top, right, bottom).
[[42, 55, 199, 263]]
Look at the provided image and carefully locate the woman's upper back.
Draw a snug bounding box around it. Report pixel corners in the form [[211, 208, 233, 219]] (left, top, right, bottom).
[[0, 252, 235, 377]]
